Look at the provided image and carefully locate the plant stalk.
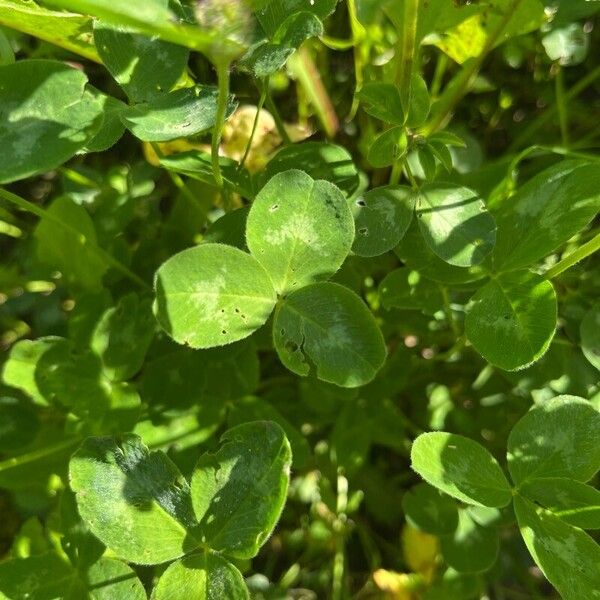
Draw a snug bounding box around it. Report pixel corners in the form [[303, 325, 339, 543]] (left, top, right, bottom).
[[239, 79, 268, 169], [546, 232, 600, 279], [288, 45, 339, 138], [211, 61, 230, 190], [0, 437, 81, 473]]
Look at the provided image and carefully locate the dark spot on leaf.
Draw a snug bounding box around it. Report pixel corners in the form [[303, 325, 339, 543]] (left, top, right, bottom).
[[356, 199, 366, 207], [358, 227, 369, 236], [285, 340, 299, 353]]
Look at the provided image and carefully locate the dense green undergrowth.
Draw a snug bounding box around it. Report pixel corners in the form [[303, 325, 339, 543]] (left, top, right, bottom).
[[0, 0, 599, 598]]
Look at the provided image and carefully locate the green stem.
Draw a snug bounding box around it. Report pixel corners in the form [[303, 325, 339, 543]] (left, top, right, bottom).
[[440, 285, 459, 337], [320, 35, 355, 50], [288, 45, 339, 138], [0, 437, 81, 473], [265, 90, 292, 145], [508, 64, 600, 152], [211, 61, 230, 190], [555, 66, 569, 147], [347, 0, 366, 120], [403, 158, 419, 189], [423, 0, 523, 135], [0, 187, 150, 290], [239, 79, 268, 169], [430, 52, 448, 98], [395, 0, 419, 114], [546, 232, 600, 279], [389, 161, 403, 185]]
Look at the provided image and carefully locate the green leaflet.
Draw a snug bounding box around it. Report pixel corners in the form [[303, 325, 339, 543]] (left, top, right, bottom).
[[262, 142, 360, 198], [121, 86, 237, 142], [415, 183, 496, 268], [140, 342, 258, 413], [1, 337, 63, 405], [239, 11, 323, 77], [0, 0, 98, 62], [514, 495, 600, 600], [507, 395, 600, 484], [406, 73, 431, 127], [351, 185, 415, 257], [423, 568, 479, 600], [402, 483, 459, 535], [0, 553, 147, 600], [432, 0, 544, 63], [440, 509, 499, 573], [48, 0, 245, 63], [84, 557, 148, 599], [69, 434, 197, 564], [273, 282, 387, 388], [395, 221, 487, 284], [191, 421, 292, 559], [0, 396, 39, 452], [493, 161, 600, 271], [465, 270, 557, 371], [94, 21, 189, 102], [2, 335, 125, 422], [203, 206, 250, 249], [90, 293, 155, 382], [154, 243, 277, 349], [581, 305, 600, 371], [255, 0, 337, 37], [0, 60, 104, 183], [246, 169, 354, 294], [33, 196, 108, 292], [384, 0, 479, 46], [519, 478, 600, 529], [410, 432, 512, 508], [379, 268, 444, 315], [82, 90, 127, 153], [367, 126, 407, 168], [151, 554, 249, 600], [357, 83, 405, 125], [34, 338, 112, 422], [95, 421, 292, 579]]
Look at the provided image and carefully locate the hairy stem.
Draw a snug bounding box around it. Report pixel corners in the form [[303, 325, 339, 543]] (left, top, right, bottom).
[[546, 232, 600, 279], [211, 61, 230, 190]]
